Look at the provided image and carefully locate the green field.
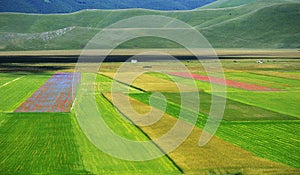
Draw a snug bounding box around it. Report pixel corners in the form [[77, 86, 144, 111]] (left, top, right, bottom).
[[0, 73, 51, 112], [0, 81, 181, 174], [0, 59, 300, 174]]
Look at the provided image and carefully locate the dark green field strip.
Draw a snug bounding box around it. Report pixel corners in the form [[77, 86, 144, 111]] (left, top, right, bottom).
[[130, 92, 298, 122], [226, 91, 300, 118], [217, 121, 300, 168], [165, 92, 299, 121], [0, 74, 51, 112], [0, 113, 87, 174], [224, 72, 300, 90]]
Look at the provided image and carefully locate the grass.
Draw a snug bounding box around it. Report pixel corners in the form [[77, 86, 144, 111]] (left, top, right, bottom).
[[73, 93, 181, 174], [0, 73, 51, 112], [129, 91, 298, 123], [127, 63, 300, 169], [104, 92, 296, 174], [225, 91, 300, 118], [147, 70, 300, 118], [217, 121, 300, 168], [0, 95, 182, 174], [96, 74, 143, 93], [0, 113, 87, 174], [0, 1, 299, 50], [248, 70, 300, 81], [0, 73, 22, 86], [0, 60, 299, 173], [129, 91, 300, 168], [224, 71, 300, 90], [100, 72, 194, 92], [201, 0, 257, 8]]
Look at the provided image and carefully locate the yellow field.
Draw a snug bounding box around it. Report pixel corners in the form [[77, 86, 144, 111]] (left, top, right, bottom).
[[100, 72, 196, 92]]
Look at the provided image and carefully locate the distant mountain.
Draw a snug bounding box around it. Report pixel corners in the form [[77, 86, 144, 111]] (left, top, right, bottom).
[[0, 0, 215, 13], [0, 0, 299, 50]]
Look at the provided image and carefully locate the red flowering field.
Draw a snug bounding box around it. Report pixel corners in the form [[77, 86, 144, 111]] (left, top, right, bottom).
[[15, 73, 80, 112], [169, 72, 281, 91]]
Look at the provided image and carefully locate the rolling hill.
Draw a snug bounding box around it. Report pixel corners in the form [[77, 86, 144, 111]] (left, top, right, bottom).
[[0, 0, 299, 51], [0, 0, 215, 13]]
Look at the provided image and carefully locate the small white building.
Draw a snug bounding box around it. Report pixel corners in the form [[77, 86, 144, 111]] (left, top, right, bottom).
[[131, 59, 138, 63]]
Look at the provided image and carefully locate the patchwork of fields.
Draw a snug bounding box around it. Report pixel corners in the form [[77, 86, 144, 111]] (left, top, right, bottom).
[[0, 59, 299, 174]]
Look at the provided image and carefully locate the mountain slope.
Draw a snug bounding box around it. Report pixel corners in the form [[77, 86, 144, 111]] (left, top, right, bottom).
[[199, 2, 300, 48], [0, 0, 299, 50], [200, 0, 258, 9], [0, 0, 215, 13]]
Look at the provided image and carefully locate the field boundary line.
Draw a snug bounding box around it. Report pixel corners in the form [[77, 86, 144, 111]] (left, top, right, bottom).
[[101, 93, 184, 173], [99, 73, 146, 92], [0, 76, 24, 89]]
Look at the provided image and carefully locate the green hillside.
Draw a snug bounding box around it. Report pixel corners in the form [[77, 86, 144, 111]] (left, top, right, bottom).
[[0, 0, 299, 51], [200, 0, 258, 8]]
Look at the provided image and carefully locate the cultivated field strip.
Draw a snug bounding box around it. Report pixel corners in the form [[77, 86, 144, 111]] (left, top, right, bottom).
[[103, 93, 298, 174], [169, 72, 281, 91], [96, 74, 143, 93], [0, 113, 86, 174], [72, 92, 182, 174], [0, 107, 181, 174], [224, 71, 300, 90], [100, 72, 197, 92], [129, 92, 300, 168], [247, 71, 300, 81], [149, 72, 300, 118], [130, 92, 298, 122], [0, 74, 24, 87], [15, 73, 80, 112], [225, 91, 300, 118], [0, 76, 24, 89], [0, 74, 20, 86], [217, 121, 300, 168], [0, 74, 51, 112]]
